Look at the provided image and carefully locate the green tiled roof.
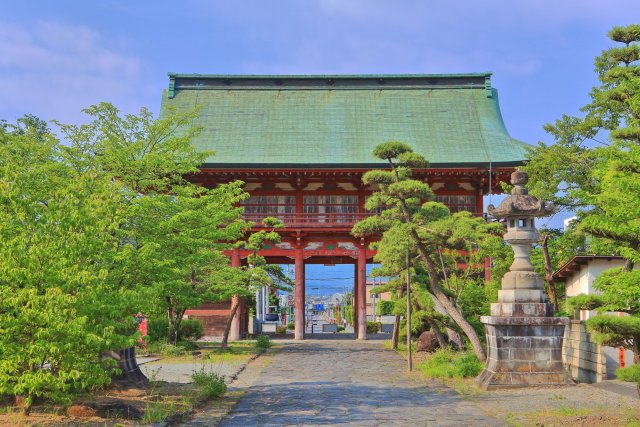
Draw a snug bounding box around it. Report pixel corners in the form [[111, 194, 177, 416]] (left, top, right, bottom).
[[161, 73, 530, 168]]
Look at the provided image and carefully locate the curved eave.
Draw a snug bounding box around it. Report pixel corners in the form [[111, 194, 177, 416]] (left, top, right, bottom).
[[199, 160, 525, 170]]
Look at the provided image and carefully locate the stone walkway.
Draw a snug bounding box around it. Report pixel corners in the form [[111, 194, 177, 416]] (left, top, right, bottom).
[[191, 339, 502, 426]]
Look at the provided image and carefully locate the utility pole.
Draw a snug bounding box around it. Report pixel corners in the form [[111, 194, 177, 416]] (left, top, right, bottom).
[[406, 248, 412, 372]]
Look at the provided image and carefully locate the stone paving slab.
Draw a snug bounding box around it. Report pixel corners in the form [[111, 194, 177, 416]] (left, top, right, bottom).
[[189, 340, 503, 426]]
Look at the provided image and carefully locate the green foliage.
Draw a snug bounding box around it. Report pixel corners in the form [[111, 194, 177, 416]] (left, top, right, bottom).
[[376, 300, 395, 316], [147, 318, 171, 342], [592, 268, 640, 314], [191, 366, 227, 399], [418, 348, 483, 379], [0, 288, 120, 410], [373, 141, 413, 160], [147, 318, 203, 342], [286, 322, 295, 330], [156, 342, 188, 357], [353, 141, 505, 361], [255, 335, 272, 349], [337, 325, 345, 332], [179, 319, 204, 341], [586, 315, 640, 351], [523, 23, 640, 364], [142, 400, 181, 424], [565, 294, 604, 313], [616, 364, 640, 384], [0, 104, 249, 409], [366, 321, 382, 333]]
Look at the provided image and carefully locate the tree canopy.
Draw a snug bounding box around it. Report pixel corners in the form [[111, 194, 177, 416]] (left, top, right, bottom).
[[0, 104, 249, 412], [523, 24, 640, 365], [353, 141, 504, 361]]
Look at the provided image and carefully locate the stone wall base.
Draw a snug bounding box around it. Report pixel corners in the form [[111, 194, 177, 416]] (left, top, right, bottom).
[[477, 315, 574, 390]]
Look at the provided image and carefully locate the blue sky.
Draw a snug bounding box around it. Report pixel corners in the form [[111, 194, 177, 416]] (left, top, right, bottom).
[[1, 1, 637, 284]]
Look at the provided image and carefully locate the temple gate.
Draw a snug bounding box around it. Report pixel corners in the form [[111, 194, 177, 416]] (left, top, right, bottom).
[[160, 73, 529, 340]]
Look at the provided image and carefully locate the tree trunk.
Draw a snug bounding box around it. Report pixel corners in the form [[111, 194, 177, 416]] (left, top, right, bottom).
[[445, 327, 464, 350], [221, 300, 240, 348], [391, 287, 403, 349], [390, 160, 485, 360], [17, 396, 31, 416], [541, 233, 558, 310], [391, 315, 400, 349], [428, 293, 465, 350], [427, 319, 448, 348], [417, 240, 486, 361]]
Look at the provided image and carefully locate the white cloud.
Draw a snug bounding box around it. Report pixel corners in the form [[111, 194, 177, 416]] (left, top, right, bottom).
[[0, 21, 150, 124]]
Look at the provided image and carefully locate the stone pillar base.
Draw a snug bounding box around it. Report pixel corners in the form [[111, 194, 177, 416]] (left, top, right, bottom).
[[477, 315, 574, 390]]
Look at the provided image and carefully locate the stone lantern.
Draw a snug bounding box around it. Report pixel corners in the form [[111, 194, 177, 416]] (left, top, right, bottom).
[[476, 170, 572, 389]]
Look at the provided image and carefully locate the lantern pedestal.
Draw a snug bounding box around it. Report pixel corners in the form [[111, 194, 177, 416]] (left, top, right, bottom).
[[477, 315, 573, 389], [477, 170, 573, 389]]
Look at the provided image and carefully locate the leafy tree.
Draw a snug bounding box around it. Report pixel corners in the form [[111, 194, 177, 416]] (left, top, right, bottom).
[[126, 183, 248, 344], [353, 141, 504, 361], [57, 103, 251, 346], [0, 116, 133, 414], [0, 103, 250, 411], [529, 227, 590, 309], [220, 217, 293, 347], [523, 25, 640, 363]]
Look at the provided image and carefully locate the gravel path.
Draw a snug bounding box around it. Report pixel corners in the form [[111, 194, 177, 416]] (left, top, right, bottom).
[[206, 340, 502, 426]]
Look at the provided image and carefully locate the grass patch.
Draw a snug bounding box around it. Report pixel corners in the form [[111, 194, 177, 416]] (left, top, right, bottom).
[[142, 399, 185, 424], [255, 335, 272, 350], [557, 405, 590, 417], [192, 366, 227, 400], [617, 363, 640, 383], [417, 347, 483, 380]]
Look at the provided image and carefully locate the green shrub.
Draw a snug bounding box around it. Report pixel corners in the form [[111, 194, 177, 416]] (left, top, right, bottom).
[[337, 325, 345, 332], [366, 321, 381, 333], [616, 364, 640, 384], [157, 342, 187, 356], [147, 318, 170, 342], [147, 318, 204, 342], [255, 335, 271, 349], [142, 400, 179, 424], [179, 319, 204, 341], [418, 348, 483, 380], [276, 325, 287, 334], [191, 366, 227, 399], [286, 322, 295, 330], [376, 300, 394, 316]]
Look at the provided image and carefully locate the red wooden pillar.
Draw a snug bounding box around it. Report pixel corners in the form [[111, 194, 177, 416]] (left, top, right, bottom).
[[353, 263, 359, 337], [357, 246, 367, 340], [294, 245, 305, 340], [229, 250, 242, 341]]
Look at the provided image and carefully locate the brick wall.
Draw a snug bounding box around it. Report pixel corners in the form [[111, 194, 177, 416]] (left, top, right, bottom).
[[562, 320, 606, 383]]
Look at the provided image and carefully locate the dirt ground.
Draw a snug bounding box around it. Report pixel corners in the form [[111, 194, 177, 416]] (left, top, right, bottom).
[[0, 343, 263, 426]]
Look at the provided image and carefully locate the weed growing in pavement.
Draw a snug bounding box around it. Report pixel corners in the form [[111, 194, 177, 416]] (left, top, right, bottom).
[[549, 393, 567, 400], [191, 365, 227, 400], [141, 400, 179, 424], [255, 334, 272, 350]]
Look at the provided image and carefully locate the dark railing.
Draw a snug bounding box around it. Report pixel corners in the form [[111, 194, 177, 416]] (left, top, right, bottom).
[[242, 212, 375, 228]]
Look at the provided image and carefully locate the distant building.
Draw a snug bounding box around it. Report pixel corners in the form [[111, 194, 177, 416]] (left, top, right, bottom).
[[365, 281, 391, 319], [554, 255, 626, 320], [553, 255, 635, 372]]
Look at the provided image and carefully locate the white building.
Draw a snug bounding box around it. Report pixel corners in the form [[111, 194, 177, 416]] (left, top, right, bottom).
[[553, 255, 635, 372]]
